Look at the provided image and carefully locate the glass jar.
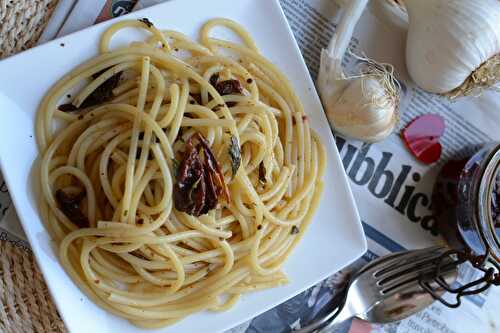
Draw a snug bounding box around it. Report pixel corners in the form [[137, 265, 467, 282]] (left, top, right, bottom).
[[434, 143, 500, 266]]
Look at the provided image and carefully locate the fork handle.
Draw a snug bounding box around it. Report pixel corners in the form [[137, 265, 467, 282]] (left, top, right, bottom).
[[294, 303, 353, 333], [313, 307, 353, 333], [313, 305, 353, 333]]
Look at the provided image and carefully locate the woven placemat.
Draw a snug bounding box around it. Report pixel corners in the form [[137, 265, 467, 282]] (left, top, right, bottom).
[[0, 0, 58, 58], [0, 242, 66, 333], [1, 1, 68, 332]]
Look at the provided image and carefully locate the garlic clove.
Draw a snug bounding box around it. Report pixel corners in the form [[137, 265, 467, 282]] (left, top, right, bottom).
[[325, 76, 399, 142], [405, 0, 500, 96]]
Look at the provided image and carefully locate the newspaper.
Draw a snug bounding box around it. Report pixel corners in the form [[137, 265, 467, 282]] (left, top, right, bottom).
[[1, 0, 499, 332]]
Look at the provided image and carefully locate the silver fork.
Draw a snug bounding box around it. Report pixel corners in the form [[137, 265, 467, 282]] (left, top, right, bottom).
[[295, 246, 458, 333]]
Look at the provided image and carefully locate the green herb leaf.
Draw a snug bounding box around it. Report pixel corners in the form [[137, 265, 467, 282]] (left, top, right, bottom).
[[228, 135, 241, 178], [172, 159, 180, 178]]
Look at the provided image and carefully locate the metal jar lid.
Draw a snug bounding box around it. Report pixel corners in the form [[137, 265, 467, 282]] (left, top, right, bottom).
[[477, 144, 500, 264]]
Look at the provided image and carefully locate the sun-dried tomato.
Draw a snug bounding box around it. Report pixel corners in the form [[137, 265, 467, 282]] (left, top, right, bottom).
[[55, 189, 88, 228], [58, 103, 79, 112], [80, 69, 122, 108], [259, 162, 266, 184], [173, 133, 229, 216], [209, 73, 220, 87], [215, 79, 243, 96]]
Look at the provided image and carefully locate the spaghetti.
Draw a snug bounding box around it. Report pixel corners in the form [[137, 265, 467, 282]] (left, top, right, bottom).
[[35, 18, 326, 328]]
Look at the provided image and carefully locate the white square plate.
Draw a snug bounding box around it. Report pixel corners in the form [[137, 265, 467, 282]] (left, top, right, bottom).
[[0, 1, 366, 332]]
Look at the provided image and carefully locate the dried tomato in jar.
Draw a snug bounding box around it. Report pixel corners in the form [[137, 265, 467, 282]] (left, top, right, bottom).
[[433, 143, 500, 265]]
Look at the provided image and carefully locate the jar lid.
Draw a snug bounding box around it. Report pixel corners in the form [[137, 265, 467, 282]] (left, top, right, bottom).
[[491, 164, 500, 239]]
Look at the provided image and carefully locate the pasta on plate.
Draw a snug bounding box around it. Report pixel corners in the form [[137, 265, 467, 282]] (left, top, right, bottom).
[[35, 17, 326, 328]]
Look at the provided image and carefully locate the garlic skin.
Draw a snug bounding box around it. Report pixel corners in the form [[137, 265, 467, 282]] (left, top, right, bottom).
[[405, 0, 500, 95], [325, 75, 399, 142]]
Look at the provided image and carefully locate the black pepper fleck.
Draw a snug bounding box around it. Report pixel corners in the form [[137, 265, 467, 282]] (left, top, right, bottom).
[[257, 225, 262, 230], [291, 226, 300, 235], [246, 78, 253, 84], [60, 43, 65, 47], [138, 18, 154, 28]]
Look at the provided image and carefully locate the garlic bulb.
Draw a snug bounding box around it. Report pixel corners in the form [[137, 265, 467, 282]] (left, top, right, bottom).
[[404, 0, 500, 97], [328, 72, 400, 142], [319, 0, 400, 142], [369, 0, 408, 31]]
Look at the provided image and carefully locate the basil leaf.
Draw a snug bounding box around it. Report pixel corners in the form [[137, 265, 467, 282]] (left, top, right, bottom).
[[172, 159, 180, 179], [228, 135, 241, 178]]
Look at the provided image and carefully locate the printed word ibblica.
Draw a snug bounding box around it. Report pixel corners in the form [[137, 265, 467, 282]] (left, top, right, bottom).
[[336, 137, 438, 236]]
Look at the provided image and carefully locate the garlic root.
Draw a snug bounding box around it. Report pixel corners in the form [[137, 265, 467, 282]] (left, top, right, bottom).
[[446, 54, 500, 100]]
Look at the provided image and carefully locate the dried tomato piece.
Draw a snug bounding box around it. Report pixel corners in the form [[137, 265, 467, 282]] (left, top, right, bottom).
[[55, 189, 88, 228], [189, 93, 202, 105], [173, 141, 206, 216], [138, 18, 154, 28], [209, 73, 220, 87], [58, 103, 79, 112], [258, 162, 266, 184], [58, 69, 122, 111], [201, 170, 218, 215], [173, 133, 229, 216], [402, 114, 445, 164], [81, 70, 122, 108], [197, 133, 230, 203], [206, 74, 243, 107], [215, 79, 243, 96]]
